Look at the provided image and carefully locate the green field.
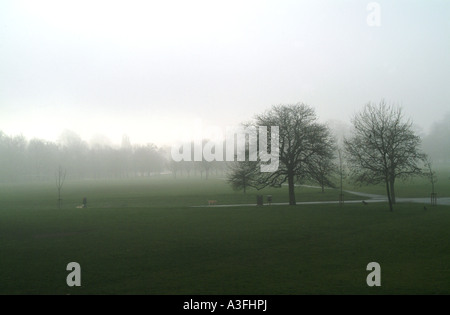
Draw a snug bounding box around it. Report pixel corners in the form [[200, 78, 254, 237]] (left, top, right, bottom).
[[344, 165, 450, 198], [1, 175, 450, 294]]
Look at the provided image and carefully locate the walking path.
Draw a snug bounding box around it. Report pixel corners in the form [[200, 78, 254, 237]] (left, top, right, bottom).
[[343, 190, 450, 206], [191, 186, 450, 207]]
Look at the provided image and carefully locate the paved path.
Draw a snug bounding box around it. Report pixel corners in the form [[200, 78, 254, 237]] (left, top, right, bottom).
[[191, 199, 386, 208], [191, 187, 450, 207], [343, 190, 450, 206]]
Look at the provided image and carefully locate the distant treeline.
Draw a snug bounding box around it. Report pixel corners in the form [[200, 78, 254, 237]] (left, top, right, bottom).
[[0, 130, 229, 183], [421, 112, 450, 164], [0, 131, 161, 182], [1, 111, 449, 183]]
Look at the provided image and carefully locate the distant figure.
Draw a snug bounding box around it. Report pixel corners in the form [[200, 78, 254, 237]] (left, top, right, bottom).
[[82, 197, 87, 208], [424, 206, 427, 211], [267, 195, 272, 205], [362, 200, 368, 205]]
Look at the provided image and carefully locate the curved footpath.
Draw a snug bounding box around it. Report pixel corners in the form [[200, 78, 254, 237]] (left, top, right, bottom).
[[191, 189, 450, 207]]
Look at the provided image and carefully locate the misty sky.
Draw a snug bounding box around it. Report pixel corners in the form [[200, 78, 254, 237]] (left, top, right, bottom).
[[1, 0, 449, 146]]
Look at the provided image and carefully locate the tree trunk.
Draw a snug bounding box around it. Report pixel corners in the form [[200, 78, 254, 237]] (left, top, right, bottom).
[[288, 173, 296, 205], [57, 188, 61, 210], [321, 174, 325, 192], [385, 179, 393, 212], [390, 178, 396, 204]]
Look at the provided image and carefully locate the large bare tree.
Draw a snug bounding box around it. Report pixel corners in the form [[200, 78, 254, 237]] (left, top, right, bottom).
[[344, 100, 425, 211], [255, 103, 335, 205]]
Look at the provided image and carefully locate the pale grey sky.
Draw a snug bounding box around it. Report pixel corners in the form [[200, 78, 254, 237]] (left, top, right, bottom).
[[1, 0, 449, 146]]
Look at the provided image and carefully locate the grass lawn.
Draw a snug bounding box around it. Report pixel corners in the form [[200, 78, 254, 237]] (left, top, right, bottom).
[[0, 176, 449, 294], [344, 168, 450, 198]]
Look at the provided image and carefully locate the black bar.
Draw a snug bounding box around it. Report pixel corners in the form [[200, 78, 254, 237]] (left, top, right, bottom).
[[1, 294, 440, 314]]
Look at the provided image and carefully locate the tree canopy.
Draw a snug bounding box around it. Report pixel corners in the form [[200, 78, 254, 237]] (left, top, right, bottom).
[[344, 100, 426, 211], [252, 103, 336, 205]]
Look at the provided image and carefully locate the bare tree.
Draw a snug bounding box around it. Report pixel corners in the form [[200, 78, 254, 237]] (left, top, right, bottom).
[[255, 103, 336, 205], [55, 165, 66, 209], [424, 157, 437, 205], [344, 100, 426, 211], [425, 158, 436, 194], [337, 148, 346, 204], [227, 159, 259, 194], [307, 134, 336, 192]]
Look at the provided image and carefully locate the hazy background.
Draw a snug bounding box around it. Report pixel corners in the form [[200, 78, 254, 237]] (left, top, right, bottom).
[[1, 0, 449, 146]]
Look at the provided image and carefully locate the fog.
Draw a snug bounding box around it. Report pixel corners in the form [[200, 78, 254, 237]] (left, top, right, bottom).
[[1, 1, 449, 159]]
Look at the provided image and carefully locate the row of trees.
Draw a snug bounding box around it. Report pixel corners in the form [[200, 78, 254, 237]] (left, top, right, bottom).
[[167, 159, 227, 179], [0, 130, 231, 183], [422, 112, 450, 163], [0, 131, 167, 182], [227, 101, 435, 211]]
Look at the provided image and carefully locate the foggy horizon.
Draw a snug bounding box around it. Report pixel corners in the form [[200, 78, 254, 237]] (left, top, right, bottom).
[[1, 0, 449, 147]]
